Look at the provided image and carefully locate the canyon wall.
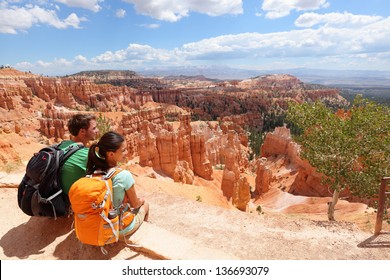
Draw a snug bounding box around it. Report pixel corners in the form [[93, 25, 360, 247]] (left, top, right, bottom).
[[256, 126, 352, 199], [0, 68, 351, 211]]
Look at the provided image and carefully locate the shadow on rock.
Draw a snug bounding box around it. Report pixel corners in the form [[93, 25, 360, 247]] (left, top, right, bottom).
[[357, 232, 390, 249], [53, 232, 143, 260], [0, 216, 73, 259]]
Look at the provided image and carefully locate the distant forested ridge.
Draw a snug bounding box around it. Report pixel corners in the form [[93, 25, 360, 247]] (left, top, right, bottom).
[[338, 86, 390, 106]]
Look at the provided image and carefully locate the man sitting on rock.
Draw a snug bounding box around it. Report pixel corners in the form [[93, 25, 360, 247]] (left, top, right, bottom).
[[59, 114, 99, 195]]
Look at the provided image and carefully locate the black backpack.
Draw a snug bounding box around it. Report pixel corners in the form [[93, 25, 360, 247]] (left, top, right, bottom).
[[17, 142, 84, 219]]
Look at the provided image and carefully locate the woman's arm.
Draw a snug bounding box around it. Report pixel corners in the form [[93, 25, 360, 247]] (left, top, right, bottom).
[[125, 186, 145, 209]]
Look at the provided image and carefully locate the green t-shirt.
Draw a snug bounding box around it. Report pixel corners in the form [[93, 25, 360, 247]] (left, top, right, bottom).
[[59, 140, 89, 195], [112, 170, 135, 208]]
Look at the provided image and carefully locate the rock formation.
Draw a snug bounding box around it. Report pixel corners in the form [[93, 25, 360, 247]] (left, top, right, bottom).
[[220, 130, 252, 211], [0, 140, 21, 168], [149, 73, 347, 125], [258, 126, 343, 198], [255, 157, 273, 195], [221, 131, 242, 199], [190, 133, 213, 180], [134, 112, 216, 183], [157, 130, 179, 177], [173, 160, 194, 184], [0, 68, 353, 212], [232, 176, 251, 211], [39, 103, 73, 140], [138, 121, 160, 169], [178, 114, 193, 170], [121, 106, 165, 135]]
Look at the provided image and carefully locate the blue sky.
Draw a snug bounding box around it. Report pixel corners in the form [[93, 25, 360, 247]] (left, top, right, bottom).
[[1, 0, 390, 76]]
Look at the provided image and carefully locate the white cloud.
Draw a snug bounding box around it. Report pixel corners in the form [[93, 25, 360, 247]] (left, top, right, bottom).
[[295, 12, 383, 28], [54, 0, 102, 12], [115, 9, 126, 18], [15, 61, 34, 69], [36, 60, 52, 67], [64, 13, 84, 28], [92, 44, 174, 64], [123, 0, 243, 22], [14, 14, 390, 74], [0, 5, 85, 33], [16, 55, 92, 75], [53, 58, 73, 66], [262, 0, 329, 19], [139, 23, 160, 29], [75, 55, 88, 62], [15, 44, 182, 75], [175, 16, 390, 62]]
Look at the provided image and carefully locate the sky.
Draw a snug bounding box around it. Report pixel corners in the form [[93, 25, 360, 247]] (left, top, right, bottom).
[[1, 0, 390, 76]]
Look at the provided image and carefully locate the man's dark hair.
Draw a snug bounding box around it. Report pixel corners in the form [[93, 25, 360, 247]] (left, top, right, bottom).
[[67, 114, 96, 136]]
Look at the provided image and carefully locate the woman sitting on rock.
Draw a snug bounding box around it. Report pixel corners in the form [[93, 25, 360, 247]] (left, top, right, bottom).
[[87, 131, 149, 237]]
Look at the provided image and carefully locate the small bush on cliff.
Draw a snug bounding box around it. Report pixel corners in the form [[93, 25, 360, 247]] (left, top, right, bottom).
[[286, 95, 389, 221], [96, 113, 111, 137]]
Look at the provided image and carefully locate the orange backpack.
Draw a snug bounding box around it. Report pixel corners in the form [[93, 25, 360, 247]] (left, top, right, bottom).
[[68, 168, 134, 250]]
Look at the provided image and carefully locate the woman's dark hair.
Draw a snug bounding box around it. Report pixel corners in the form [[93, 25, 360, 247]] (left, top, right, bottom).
[[86, 131, 124, 174]]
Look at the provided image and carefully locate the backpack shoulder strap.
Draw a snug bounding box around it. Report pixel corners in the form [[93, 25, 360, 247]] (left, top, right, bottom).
[[61, 142, 85, 164], [51, 142, 63, 149], [102, 168, 122, 180]]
